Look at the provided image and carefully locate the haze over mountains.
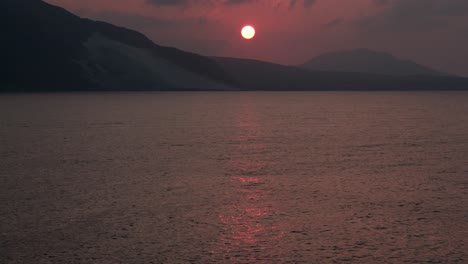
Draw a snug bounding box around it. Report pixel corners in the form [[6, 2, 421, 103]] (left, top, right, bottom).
[[2, 0, 468, 92]]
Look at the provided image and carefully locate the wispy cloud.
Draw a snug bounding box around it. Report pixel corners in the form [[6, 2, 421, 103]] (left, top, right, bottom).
[[324, 18, 344, 28], [358, 0, 468, 32], [147, 0, 191, 6], [289, 0, 316, 10]]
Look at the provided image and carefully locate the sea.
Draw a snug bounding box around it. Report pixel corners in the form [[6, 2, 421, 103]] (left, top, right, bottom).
[[1, 92, 467, 263]]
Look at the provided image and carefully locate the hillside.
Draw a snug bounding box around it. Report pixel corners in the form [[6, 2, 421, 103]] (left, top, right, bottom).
[[1, 0, 236, 91]]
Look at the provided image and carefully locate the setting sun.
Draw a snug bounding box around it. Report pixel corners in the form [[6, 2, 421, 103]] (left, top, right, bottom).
[[241, 25, 255, 40]]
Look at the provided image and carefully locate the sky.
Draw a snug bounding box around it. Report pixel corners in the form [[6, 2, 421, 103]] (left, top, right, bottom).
[[45, 0, 468, 76]]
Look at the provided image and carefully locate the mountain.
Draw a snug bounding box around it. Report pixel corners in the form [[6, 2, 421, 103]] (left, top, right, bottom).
[[1, 0, 468, 92], [214, 57, 468, 91], [300, 49, 445, 76], [1, 0, 236, 92]]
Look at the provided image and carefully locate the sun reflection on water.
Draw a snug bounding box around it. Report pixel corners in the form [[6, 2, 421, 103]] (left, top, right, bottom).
[[216, 95, 285, 263]]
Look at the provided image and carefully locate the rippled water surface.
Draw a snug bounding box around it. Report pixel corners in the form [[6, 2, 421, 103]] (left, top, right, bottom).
[[1, 92, 467, 263]]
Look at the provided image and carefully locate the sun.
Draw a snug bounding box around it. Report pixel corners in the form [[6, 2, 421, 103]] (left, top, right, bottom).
[[241, 25, 255, 40]]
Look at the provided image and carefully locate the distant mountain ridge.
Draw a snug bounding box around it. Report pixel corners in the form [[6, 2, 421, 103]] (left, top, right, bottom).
[[213, 57, 467, 91], [1, 0, 468, 92], [300, 49, 445, 76]]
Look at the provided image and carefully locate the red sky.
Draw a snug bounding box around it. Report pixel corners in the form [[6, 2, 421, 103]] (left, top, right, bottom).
[[46, 0, 468, 76]]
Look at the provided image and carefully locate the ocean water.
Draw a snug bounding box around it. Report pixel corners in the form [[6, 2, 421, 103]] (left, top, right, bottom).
[[0, 92, 467, 263]]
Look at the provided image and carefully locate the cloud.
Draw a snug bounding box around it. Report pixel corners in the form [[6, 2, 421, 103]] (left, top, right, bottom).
[[359, 0, 468, 32], [289, 0, 315, 10], [324, 18, 344, 28], [437, 0, 468, 16], [303, 0, 315, 8], [370, 0, 468, 17], [222, 0, 256, 5], [288, 0, 297, 10], [146, 0, 314, 10], [146, 0, 256, 7], [147, 0, 191, 6]]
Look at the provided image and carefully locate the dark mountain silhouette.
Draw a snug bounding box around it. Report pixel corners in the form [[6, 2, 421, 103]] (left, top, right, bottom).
[[300, 49, 445, 76], [213, 57, 468, 91], [2, 0, 468, 92], [1, 0, 237, 91]]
